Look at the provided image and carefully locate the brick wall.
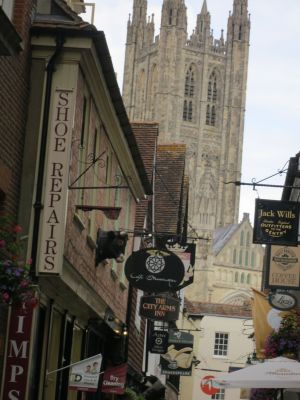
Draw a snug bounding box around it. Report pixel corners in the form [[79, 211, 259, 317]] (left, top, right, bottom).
[[0, 0, 34, 216]]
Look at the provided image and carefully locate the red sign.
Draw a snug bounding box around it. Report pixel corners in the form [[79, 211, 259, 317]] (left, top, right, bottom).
[[200, 375, 219, 395], [101, 363, 127, 394], [2, 303, 34, 399]]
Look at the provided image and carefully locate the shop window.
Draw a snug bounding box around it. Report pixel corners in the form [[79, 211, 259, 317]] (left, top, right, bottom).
[[44, 309, 63, 399], [214, 332, 228, 356], [212, 388, 225, 399]]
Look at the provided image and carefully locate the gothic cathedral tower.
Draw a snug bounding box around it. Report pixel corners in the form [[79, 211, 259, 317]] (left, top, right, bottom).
[[123, 0, 251, 300]]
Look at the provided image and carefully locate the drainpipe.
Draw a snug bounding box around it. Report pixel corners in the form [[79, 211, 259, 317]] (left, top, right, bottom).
[[30, 34, 65, 277]]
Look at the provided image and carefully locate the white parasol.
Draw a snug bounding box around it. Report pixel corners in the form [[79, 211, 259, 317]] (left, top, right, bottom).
[[213, 357, 300, 389]]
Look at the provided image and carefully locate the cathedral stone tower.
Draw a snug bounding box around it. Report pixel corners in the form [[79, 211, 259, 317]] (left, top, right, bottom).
[[123, 0, 252, 301]]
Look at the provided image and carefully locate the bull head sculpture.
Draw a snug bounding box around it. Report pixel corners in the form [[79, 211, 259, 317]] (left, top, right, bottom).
[[95, 229, 128, 266]]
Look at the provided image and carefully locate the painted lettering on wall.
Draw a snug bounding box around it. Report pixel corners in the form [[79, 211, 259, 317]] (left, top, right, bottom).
[[38, 89, 74, 274], [2, 304, 34, 399]]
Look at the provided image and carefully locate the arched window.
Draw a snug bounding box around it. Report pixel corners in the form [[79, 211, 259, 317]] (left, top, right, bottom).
[[206, 104, 210, 124], [169, 9, 173, 25], [183, 65, 195, 122], [247, 274, 251, 284], [211, 106, 216, 125], [213, 81, 217, 101], [208, 81, 212, 101], [184, 66, 195, 97], [246, 231, 250, 246], [233, 249, 237, 264], [188, 101, 193, 121], [251, 252, 256, 267], [240, 231, 244, 246], [239, 250, 243, 265], [183, 100, 188, 120], [238, 25, 242, 40], [206, 71, 218, 126], [148, 64, 158, 119], [241, 273, 245, 284], [136, 69, 145, 119], [245, 250, 249, 266], [234, 272, 239, 282]]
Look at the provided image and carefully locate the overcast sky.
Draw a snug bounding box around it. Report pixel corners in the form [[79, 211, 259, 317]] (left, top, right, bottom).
[[88, 0, 300, 225]]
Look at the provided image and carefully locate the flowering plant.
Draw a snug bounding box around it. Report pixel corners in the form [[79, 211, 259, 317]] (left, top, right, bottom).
[[0, 216, 36, 305], [264, 313, 300, 360], [250, 312, 300, 400]]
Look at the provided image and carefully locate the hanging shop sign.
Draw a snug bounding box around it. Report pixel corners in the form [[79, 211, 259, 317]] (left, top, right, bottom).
[[68, 354, 103, 392], [268, 291, 297, 311], [165, 243, 196, 289], [38, 85, 76, 274], [149, 329, 169, 354], [253, 199, 299, 246], [2, 303, 35, 400], [160, 330, 194, 376], [266, 245, 300, 289], [101, 363, 127, 395], [125, 248, 185, 292], [140, 295, 180, 321]]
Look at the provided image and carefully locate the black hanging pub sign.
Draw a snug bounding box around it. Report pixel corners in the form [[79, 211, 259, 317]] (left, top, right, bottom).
[[253, 199, 300, 246]]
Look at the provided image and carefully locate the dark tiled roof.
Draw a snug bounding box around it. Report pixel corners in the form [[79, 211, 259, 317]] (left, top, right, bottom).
[[155, 144, 186, 236], [131, 122, 159, 182], [131, 123, 159, 231], [184, 299, 252, 318]]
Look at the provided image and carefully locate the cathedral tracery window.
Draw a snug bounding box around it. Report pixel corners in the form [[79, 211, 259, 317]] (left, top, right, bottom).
[[183, 65, 195, 122], [238, 25, 242, 40], [206, 70, 218, 126], [148, 64, 158, 119], [169, 9, 173, 25], [251, 251, 256, 267], [233, 249, 237, 264]]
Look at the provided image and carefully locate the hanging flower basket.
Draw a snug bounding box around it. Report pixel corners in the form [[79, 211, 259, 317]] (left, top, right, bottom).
[[0, 216, 37, 306]]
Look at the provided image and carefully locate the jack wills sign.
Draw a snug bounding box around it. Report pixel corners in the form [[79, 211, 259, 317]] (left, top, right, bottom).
[[38, 87, 75, 274], [125, 248, 185, 292], [253, 199, 299, 246]]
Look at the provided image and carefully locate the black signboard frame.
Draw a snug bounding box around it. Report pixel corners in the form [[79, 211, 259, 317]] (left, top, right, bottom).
[[139, 295, 180, 321], [265, 244, 300, 290], [125, 248, 185, 292], [253, 199, 300, 246], [160, 329, 194, 376]]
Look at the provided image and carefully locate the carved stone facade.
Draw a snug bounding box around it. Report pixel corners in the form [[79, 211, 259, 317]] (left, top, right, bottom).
[[122, 0, 262, 302]]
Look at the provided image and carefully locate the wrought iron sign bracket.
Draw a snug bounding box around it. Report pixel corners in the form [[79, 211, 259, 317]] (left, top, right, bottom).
[[69, 149, 129, 191]]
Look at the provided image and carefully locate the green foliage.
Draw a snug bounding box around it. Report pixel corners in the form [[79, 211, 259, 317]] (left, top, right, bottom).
[[123, 387, 144, 400]]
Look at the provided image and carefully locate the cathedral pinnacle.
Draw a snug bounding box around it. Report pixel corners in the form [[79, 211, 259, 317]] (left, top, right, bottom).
[[201, 0, 208, 14]]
